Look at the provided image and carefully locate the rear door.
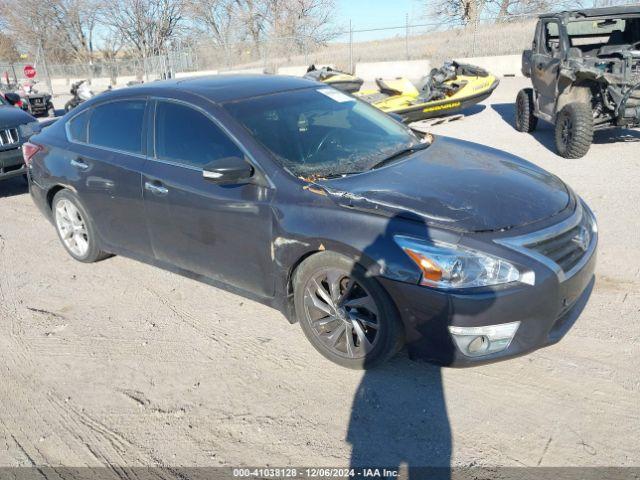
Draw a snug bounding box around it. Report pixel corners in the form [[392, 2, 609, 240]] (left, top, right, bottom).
[[532, 19, 563, 117], [141, 99, 275, 297], [66, 99, 152, 256]]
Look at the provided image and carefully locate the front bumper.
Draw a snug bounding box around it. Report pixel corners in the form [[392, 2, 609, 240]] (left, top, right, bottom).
[[0, 147, 26, 180], [380, 242, 597, 367]]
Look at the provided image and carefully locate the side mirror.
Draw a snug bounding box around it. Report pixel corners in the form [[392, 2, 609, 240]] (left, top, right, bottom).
[[4, 92, 21, 106], [202, 156, 254, 185]]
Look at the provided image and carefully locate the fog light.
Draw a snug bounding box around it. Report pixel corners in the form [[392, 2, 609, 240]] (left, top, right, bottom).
[[448, 321, 520, 357], [468, 335, 489, 354]]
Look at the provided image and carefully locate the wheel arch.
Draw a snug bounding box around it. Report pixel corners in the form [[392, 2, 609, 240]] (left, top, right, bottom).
[[281, 240, 396, 324], [46, 184, 81, 210], [555, 83, 594, 115]]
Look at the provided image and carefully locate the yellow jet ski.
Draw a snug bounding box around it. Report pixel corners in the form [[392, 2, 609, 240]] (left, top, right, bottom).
[[355, 61, 499, 123], [304, 65, 364, 94]]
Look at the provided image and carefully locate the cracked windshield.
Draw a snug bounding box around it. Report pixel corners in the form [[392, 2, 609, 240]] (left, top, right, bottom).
[[224, 87, 422, 178]]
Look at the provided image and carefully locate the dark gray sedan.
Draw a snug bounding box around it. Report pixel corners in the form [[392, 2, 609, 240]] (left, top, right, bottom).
[[24, 75, 597, 368]]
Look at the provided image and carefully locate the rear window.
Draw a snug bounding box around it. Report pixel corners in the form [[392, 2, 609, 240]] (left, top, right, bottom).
[[88, 100, 145, 154], [67, 110, 89, 143], [567, 18, 639, 47]]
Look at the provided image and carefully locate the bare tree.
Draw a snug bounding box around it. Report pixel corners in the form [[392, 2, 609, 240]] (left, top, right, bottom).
[[0, 0, 57, 90], [101, 0, 186, 75], [267, 0, 337, 47], [486, 0, 582, 21], [188, 0, 241, 65], [186, 0, 336, 66], [50, 0, 103, 63], [427, 0, 486, 26], [97, 32, 124, 84], [0, 33, 20, 64]]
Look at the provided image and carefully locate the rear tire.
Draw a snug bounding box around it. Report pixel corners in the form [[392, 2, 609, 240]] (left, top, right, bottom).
[[293, 251, 403, 369], [52, 190, 110, 263], [555, 102, 593, 159], [515, 88, 538, 133]]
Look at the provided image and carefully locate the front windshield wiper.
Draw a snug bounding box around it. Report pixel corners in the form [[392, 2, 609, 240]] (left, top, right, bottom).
[[369, 142, 430, 170]]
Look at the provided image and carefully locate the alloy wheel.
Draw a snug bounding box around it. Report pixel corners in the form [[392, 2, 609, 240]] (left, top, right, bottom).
[[55, 199, 89, 257], [302, 268, 380, 359], [561, 116, 573, 147]]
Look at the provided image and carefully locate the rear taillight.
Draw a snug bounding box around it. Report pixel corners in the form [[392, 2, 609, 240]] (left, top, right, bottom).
[[16, 100, 23, 108], [22, 142, 42, 166]]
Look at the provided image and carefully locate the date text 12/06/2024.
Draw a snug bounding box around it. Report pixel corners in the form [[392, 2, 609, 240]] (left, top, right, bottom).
[[232, 468, 400, 478]]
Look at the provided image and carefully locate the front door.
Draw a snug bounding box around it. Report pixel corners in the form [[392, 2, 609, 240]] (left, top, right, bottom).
[[141, 99, 275, 298], [66, 99, 152, 257], [532, 19, 562, 117]]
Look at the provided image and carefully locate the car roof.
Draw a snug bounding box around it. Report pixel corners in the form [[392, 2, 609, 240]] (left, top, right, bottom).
[[103, 74, 320, 104], [540, 6, 640, 20]]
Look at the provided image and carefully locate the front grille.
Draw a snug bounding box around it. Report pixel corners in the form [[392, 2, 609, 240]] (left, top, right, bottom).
[[523, 216, 592, 274], [496, 205, 597, 282], [0, 128, 19, 147]]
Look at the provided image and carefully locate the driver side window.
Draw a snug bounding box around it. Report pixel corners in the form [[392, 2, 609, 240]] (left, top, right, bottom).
[[154, 101, 243, 169], [541, 21, 561, 57]]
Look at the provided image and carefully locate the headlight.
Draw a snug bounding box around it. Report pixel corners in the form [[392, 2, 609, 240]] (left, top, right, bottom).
[[394, 236, 533, 289]]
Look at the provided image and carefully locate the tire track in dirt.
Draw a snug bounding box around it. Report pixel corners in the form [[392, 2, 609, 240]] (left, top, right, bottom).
[[143, 285, 309, 372]]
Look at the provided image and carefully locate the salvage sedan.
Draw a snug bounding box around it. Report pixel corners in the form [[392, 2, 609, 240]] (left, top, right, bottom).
[[24, 75, 597, 368]]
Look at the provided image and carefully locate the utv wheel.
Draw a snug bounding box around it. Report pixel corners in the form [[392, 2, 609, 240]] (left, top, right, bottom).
[[515, 88, 538, 133], [293, 251, 403, 369], [47, 103, 56, 117], [52, 190, 109, 263], [555, 102, 593, 159]]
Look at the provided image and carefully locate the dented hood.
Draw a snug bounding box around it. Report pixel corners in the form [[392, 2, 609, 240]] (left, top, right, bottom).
[[319, 136, 571, 233]]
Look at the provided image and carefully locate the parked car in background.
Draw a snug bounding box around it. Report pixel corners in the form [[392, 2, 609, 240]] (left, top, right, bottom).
[[517, 6, 640, 158], [25, 75, 597, 368], [0, 93, 39, 182], [6, 81, 56, 117]]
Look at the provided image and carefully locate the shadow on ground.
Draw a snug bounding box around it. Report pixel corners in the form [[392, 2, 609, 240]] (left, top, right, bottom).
[[463, 104, 487, 117], [342, 211, 498, 479], [348, 357, 451, 478], [492, 102, 640, 154], [0, 176, 28, 199]]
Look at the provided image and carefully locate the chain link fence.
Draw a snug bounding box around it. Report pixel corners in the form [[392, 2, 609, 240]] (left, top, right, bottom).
[[1, 14, 539, 93]]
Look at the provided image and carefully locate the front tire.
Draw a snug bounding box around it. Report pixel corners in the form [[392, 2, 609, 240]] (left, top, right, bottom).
[[293, 251, 403, 369], [52, 190, 109, 263], [555, 102, 593, 159], [515, 88, 538, 133]]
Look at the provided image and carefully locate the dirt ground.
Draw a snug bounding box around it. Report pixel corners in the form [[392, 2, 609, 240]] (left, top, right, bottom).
[[0, 78, 638, 471]]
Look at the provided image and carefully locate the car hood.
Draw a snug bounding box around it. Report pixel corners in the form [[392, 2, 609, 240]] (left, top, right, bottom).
[[0, 106, 36, 129], [317, 136, 571, 233]]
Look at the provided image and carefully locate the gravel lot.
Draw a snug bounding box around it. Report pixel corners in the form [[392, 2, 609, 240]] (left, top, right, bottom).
[[0, 78, 638, 470]]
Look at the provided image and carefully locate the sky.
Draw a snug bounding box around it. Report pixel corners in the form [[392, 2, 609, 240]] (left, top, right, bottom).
[[333, 0, 425, 40]]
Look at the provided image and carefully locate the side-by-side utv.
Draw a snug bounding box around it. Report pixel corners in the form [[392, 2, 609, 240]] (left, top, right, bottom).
[[517, 6, 640, 158]]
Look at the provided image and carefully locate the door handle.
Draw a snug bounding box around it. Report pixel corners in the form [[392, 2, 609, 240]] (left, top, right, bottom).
[[144, 181, 169, 196], [70, 158, 89, 170]]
